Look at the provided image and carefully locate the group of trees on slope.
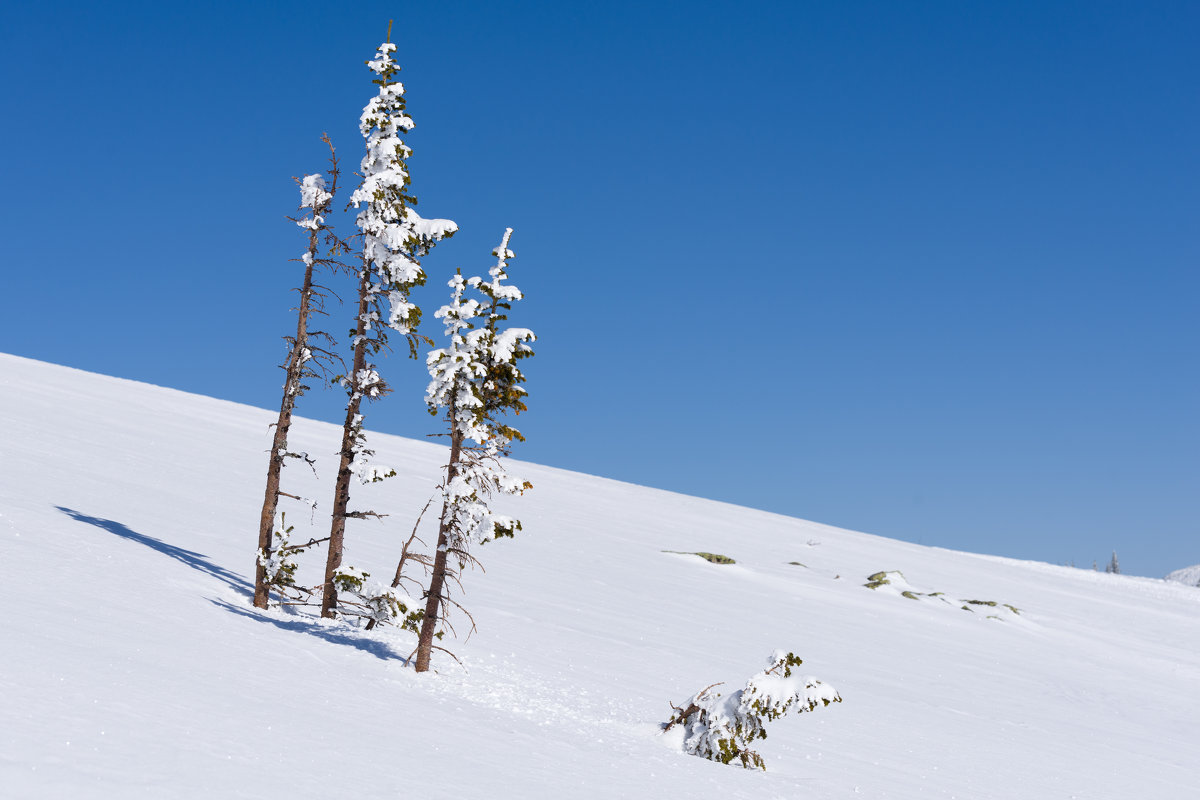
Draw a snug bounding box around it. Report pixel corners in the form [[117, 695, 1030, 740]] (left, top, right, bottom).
[[242, 26, 841, 770], [251, 29, 534, 674]]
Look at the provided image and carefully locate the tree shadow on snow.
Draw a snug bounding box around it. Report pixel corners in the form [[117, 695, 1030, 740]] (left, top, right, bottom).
[[55, 506, 251, 595], [209, 599, 411, 662], [56, 506, 407, 662]]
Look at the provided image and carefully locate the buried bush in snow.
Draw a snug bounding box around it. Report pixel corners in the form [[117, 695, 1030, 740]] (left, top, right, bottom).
[[330, 566, 424, 631], [662, 550, 736, 564], [257, 513, 301, 595], [864, 570, 1022, 618], [692, 551, 735, 564], [663, 651, 842, 770]]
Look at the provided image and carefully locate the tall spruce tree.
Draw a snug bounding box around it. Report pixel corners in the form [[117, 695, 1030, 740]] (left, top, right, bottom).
[[415, 229, 534, 672], [321, 34, 456, 618], [255, 136, 346, 609]]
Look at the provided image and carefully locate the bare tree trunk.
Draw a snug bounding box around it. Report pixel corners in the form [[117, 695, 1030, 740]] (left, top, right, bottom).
[[320, 267, 372, 618], [415, 413, 463, 672], [254, 230, 320, 609]]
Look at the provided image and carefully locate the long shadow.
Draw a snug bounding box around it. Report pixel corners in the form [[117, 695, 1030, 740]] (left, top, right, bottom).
[[56, 506, 251, 595], [57, 506, 407, 662], [210, 599, 410, 662]]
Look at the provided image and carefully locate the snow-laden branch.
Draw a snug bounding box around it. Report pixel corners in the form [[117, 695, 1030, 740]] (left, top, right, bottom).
[[664, 651, 842, 770]]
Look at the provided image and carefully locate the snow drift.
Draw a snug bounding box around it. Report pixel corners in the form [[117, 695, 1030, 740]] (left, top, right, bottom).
[[1165, 564, 1200, 587]]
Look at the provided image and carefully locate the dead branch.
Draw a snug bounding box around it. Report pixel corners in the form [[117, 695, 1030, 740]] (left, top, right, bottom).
[[429, 643, 464, 669], [392, 498, 433, 589], [279, 534, 331, 550], [342, 510, 389, 520], [440, 595, 478, 640], [663, 682, 724, 731]]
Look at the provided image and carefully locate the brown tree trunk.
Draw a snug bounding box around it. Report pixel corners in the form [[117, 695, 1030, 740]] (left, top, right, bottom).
[[415, 412, 463, 672], [320, 267, 372, 618], [254, 232, 319, 609]]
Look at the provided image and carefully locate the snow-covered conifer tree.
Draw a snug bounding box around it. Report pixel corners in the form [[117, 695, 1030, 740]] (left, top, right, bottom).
[[255, 136, 347, 609], [414, 229, 534, 672], [663, 651, 842, 770], [1106, 551, 1121, 574], [321, 35, 456, 619]]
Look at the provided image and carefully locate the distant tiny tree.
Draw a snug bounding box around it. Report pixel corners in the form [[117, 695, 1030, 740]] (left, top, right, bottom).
[[321, 32, 456, 619], [255, 136, 346, 609], [414, 229, 534, 672], [1106, 551, 1121, 574], [663, 651, 842, 770]]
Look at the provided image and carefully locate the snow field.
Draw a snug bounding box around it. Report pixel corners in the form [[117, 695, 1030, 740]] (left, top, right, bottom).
[[2, 351, 1198, 798]]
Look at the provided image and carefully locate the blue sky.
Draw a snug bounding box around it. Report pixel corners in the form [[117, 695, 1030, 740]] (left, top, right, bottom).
[[2, 1, 1196, 577]]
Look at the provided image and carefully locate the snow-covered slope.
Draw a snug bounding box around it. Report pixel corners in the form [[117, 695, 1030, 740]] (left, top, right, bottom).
[[1165, 564, 1200, 587], [2, 352, 1198, 799]]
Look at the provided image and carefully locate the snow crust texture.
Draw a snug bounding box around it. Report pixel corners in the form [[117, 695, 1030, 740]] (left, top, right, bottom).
[[2, 352, 1199, 799]]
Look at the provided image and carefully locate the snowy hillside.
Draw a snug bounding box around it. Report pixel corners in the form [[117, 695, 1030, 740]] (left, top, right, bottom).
[[2, 351, 1198, 799], [1165, 564, 1200, 587]]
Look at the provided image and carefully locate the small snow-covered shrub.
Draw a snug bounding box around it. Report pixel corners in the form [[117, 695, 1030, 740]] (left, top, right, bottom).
[[662, 550, 736, 564], [331, 565, 369, 594], [257, 513, 302, 594], [864, 570, 902, 589], [664, 651, 842, 770], [331, 566, 423, 632]]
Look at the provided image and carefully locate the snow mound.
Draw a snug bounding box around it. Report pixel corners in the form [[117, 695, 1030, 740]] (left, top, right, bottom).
[[1165, 564, 1200, 587]]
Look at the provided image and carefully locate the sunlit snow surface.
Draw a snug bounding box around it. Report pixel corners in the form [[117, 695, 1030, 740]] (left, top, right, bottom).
[[1, 351, 1198, 799]]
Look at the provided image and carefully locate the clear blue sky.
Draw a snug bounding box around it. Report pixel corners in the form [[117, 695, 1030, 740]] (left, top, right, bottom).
[[2, 1, 1196, 577]]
